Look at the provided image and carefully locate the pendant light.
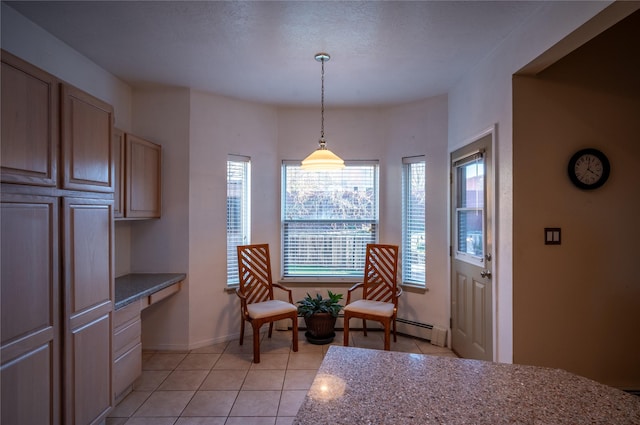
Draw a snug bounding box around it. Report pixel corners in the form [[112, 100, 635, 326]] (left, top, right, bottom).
[[301, 52, 345, 170]]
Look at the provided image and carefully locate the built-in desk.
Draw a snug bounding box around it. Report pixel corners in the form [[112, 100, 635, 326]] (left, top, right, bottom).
[[115, 273, 186, 309], [113, 273, 186, 403], [294, 346, 640, 424]]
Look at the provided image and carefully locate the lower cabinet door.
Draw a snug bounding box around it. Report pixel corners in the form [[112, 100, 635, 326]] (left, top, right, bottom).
[[63, 197, 114, 425], [1, 193, 60, 425], [114, 343, 142, 400]]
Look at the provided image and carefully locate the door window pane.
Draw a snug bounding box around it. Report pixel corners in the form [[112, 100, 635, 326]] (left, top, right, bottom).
[[455, 155, 484, 260]]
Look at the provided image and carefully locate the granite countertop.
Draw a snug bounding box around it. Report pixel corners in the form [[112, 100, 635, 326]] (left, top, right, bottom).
[[294, 345, 640, 425], [115, 273, 186, 309]]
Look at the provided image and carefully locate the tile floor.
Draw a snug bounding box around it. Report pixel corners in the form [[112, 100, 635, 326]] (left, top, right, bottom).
[[106, 330, 457, 425]]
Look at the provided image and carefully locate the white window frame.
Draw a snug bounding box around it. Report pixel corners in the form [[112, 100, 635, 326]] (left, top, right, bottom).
[[402, 156, 426, 286], [281, 160, 379, 282], [227, 155, 251, 286]]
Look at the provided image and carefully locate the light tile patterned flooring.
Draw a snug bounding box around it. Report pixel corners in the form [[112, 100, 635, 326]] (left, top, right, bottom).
[[106, 330, 457, 425]]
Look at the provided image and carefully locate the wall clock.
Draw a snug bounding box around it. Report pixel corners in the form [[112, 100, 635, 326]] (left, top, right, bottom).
[[567, 148, 610, 190]]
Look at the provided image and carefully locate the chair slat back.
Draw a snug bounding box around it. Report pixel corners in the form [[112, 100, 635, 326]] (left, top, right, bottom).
[[362, 244, 399, 303], [237, 244, 275, 304]]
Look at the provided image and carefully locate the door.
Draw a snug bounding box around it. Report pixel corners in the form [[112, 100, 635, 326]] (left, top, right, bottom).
[[61, 83, 114, 193], [1, 193, 60, 425], [1, 50, 59, 187], [125, 133, 162, 218], [63, 197, 114, 424], [450, 130, 493, 361]]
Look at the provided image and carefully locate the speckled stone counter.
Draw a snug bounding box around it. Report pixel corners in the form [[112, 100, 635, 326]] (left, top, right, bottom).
[[293, 346, 640, 425], [115, 273, 186, 309]]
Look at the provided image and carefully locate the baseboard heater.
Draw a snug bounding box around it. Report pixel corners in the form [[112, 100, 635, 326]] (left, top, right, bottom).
[[280, 316, 448, 347]]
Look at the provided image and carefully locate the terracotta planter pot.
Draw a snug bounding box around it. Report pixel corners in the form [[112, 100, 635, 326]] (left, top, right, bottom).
[[303, 312, 337, 344]]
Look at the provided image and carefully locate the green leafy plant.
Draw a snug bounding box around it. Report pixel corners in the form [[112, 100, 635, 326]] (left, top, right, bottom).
[[296, 291, 344, 318]]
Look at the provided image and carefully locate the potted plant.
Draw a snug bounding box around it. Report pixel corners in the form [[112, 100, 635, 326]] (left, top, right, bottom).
[[297, 291, 344, 344]]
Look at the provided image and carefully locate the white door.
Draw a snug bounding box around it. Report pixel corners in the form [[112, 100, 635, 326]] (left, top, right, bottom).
[[450, 131, 493, 361]]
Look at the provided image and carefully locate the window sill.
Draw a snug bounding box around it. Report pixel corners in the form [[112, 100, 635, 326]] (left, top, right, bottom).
[[278, 277, 362, 287], [401, 283, 428, 294]]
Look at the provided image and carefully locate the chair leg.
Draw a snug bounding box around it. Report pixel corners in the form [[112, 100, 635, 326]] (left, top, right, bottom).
[[291, 315, 299, 352], [343, 315, 350, 347], [363, 319, 368, 336], [252, 322, 261, 363], [393, 317, 397, 342], [383, 320, 391, 351], [268, 322, 274, 338], [239, 318, 245, 346]]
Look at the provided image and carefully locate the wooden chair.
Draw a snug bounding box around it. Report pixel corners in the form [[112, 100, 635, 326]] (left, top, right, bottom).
[[236, 244, 298, 363], [343, 244, 402, 351]]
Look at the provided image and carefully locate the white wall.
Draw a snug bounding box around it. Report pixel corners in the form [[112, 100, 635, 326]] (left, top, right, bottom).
[[384, 98, 450, 331], [448, 1, 615, 363], [275, 97, 449, 334], [187, 91, 279, 347], [130, 87, 191, 349]]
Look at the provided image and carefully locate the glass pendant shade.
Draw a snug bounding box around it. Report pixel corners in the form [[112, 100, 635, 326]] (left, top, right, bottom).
[[301, 139, 345, 170], [301, 52, 344, 170]]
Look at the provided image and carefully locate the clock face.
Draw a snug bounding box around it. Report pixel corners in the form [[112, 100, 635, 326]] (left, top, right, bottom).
[[568, 148, 610, 190]]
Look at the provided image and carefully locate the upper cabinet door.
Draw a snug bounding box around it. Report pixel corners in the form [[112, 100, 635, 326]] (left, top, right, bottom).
[[61, 84, 114, 193], [125, 134, 162, 218], [1, 50, 59, 187]]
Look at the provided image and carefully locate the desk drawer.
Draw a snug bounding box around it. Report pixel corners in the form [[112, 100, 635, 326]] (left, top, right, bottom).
[[149, 282, 181, 305], [114, 318, 141, 359], [114, 301, 141, 328]]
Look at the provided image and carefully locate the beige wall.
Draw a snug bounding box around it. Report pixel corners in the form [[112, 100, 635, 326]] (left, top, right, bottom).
[[512, 10, 640, 389], [131, 87, 192, 349], [448, 0, 620, 364]]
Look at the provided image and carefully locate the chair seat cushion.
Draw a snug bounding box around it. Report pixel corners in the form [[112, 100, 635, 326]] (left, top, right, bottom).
[[247, 300, 297, 319], [344, 300, 394, 317]]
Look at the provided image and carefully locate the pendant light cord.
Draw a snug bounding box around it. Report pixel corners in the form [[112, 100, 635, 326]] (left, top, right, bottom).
[[320, 56, 325, 143]]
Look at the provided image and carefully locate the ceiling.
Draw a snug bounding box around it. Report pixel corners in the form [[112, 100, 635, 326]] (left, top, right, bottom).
[[5, 1, 545, 107]]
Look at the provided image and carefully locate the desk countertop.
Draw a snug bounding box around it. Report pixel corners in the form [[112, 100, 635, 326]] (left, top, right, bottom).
[[115, 273, 186, 309], [293, 345, 640, 425]]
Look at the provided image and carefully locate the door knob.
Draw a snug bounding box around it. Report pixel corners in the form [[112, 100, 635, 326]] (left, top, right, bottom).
[[480, 269, 492, 279]]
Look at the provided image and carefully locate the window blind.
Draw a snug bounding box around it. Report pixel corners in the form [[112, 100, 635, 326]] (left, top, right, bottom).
[[282, 161, 379, 278], [402, 156, 426, 285], [227, 155, 251, 285]]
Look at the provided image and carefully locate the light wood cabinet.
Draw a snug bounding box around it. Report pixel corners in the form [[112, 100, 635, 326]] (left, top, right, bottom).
[[1, 50, 58, 187], [113, 131, 162, 219], [62, 197, 114, 425], [61, 84, 114, 193], [113, 302, 142, 402], [1, 50, 114, 425], [111, 275, 184, 404], [1, 193, 60, 425]]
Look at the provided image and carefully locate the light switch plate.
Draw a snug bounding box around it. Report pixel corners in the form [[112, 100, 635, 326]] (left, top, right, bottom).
[[545, 228, 561, 245]]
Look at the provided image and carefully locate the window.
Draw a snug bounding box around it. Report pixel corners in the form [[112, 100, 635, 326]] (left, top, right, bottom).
[[454, 152, 484, 263], [282, 161, 379, 279], [402, 156, 426, 285], [227, 155, 251, 285]]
